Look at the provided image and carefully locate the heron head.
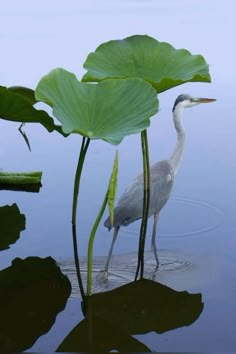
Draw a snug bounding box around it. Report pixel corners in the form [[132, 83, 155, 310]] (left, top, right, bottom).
[[172, 94, 216, 112]]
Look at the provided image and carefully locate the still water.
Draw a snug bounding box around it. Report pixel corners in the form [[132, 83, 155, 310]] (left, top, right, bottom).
[[1, 0, 236, 352]]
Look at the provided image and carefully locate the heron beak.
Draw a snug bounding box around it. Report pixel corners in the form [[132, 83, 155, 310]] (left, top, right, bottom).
[[194, 98, 216, 103]]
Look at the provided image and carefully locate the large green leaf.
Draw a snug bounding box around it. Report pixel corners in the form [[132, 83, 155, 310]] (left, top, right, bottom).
[[0, 85, 65, 135], [82, 35, 211, 92], [35, 68, 159, 145]]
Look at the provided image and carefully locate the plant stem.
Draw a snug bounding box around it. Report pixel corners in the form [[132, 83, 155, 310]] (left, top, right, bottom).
[[72, 137, 90, 226], [72, 223, 85, 300], [71, 137, 90, 300], [87, 192, 108, 295], [135, 130, 150, 280]]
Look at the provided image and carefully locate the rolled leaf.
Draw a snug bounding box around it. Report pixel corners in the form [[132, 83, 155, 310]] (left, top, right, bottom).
[[0, 171, 42, 185], [108, 151, 118, 226], [82, 35, 211, 92]]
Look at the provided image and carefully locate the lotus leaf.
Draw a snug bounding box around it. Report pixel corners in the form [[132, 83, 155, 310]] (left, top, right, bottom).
[[82, 35, 211, 92], [0, 85, 64, 134], [35, 68, 159, 145]]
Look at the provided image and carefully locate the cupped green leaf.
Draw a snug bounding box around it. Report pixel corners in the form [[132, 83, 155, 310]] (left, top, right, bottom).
[[82, 35, 211, 92], [0, 85, 65, 135], [35, 68, 159, 145]]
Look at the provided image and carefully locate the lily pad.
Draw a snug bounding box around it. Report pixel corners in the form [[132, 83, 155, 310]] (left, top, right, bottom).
[[0, 85, 65, 135], [82, 35, 211, 92], [35, 68, 159, 145]]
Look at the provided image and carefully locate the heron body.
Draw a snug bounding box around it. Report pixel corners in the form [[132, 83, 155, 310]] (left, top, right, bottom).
[[104, 160, 174, 230], [104, 94, 216, 272]]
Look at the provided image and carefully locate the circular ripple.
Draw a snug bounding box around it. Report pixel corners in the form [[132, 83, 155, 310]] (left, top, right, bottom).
[[59, 250, 196, 298], [123, 196, 223, 239]]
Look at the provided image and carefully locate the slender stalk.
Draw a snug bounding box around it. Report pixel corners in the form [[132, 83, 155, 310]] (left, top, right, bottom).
[[87, 191, 108, 295], [72, 137, 90, 226], [72, 223, 85, 300], [71, 137, 90, 300], [135, 130, 150, 280]]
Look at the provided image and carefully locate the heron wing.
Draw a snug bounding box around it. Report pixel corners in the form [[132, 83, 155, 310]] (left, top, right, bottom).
[[104, 160, 174, 229]]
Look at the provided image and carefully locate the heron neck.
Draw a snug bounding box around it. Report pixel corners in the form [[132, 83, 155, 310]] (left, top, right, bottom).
[[169, 106, 186, 175]]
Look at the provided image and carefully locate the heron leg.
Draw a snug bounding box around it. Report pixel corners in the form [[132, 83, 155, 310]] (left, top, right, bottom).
[[104, 226, 120, 273], [151, 212, 159, 268]]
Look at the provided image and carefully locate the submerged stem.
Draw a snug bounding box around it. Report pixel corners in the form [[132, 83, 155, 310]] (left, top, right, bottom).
[[135, 130, 150, 280], [87, 192, 108, 296], [71, 137, 90, 300]]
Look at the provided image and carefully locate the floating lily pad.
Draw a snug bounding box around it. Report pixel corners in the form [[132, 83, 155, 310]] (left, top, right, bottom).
[[35, 68, 159, 145], [82, 35, 211, 92]]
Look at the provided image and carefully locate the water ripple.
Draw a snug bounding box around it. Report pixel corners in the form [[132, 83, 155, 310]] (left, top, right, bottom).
[[59, 249, 212, 298], [123, 197, 224, 239]]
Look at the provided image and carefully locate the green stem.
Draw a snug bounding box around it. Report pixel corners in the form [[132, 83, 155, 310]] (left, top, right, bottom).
[[71, 137, 90, 300], [72, 137, 90, 225], [72, 224, 85, 300], [87, 191, 108, 296], [135, 130, 150, 280]]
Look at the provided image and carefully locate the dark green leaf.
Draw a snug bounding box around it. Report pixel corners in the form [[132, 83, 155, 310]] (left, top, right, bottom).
[[9, 86, 37, 105], [0, 85, 65, 135]]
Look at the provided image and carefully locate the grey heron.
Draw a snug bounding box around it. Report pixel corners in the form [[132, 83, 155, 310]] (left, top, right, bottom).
[[104, 94, 216, 272]]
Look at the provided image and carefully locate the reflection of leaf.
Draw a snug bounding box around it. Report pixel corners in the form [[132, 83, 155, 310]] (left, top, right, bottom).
[[57, 317, 151, 352], [0, 85, 65, 135], [35, 68, 158, 145], [0, 204, 25, 251], [0, 256, 71, 353], [57, 279, 203, 351], [82, 35, 211, 92], [0, 183, 41, 193]]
